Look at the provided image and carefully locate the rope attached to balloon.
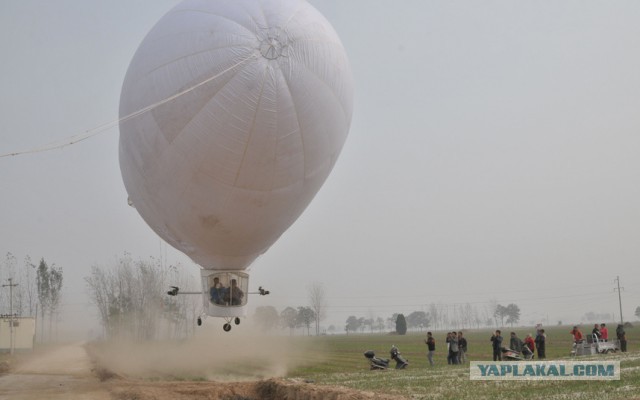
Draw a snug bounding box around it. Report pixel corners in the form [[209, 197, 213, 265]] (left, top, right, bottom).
[[0, 53, 258, 158]]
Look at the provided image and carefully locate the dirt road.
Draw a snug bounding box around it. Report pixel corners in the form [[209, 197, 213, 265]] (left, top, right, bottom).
[[0, 343, 110, 400], [0, 343, 401, 400]]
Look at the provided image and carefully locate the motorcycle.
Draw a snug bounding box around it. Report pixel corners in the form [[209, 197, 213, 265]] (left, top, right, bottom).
[[501, 347, 524, 361], [390, 345, 409, 369], [364, 350, 389, 370], [501, 344, 535, 361]]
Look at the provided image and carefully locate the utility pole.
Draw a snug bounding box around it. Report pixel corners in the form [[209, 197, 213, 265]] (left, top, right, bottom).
[[614, 276, 624, 325], [2, 278, 19, 355]]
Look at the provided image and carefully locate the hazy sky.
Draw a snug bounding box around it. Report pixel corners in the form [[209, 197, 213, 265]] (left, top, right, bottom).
[[1, 1, 639, 333]]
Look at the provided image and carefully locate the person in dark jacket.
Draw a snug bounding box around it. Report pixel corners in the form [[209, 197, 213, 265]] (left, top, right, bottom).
[[457, 331, 468, 363], [224, 278, 244, 305], [535, 329, 546, 359], [446, 332, 453, 364], [424, 332, 436, 366], [510, 332, 523, 352], [592, 324, 601, 341], [209, 277, 226, 304], [617, 324, 627, 352], [449, 333, 459, 364], [490, 330, 503, 361]]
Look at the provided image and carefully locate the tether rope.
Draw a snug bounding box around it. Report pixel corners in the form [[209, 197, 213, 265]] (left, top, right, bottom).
[[0, 53, 257, 158]]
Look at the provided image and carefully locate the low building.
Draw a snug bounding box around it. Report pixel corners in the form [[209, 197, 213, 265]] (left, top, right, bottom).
[[0, 316, 36, 352]]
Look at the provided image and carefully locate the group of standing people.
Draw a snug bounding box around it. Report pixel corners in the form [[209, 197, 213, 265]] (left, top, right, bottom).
[[491, 328, 546, 360], [571, 323, 628, 352], [592, 323, 608, 341], [423, 331, 467, 366], [571, 323, 609, 342], [424, 323, 628, 365]]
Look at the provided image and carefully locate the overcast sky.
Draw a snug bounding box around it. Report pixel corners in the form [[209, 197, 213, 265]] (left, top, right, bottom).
[[1, 1, 639, 334]]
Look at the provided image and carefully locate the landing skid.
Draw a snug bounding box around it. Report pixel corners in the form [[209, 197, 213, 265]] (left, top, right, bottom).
[[194, 313, 241, 332], [223, 316, 241, 332]]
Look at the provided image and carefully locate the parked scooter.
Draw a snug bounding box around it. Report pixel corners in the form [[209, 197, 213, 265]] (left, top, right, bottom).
[[365, 345, 409, 370], [501, 346, 524, 361], [501, 344, 535, 360], [390, 345, 409, 369], [364, 350, 389, 370]]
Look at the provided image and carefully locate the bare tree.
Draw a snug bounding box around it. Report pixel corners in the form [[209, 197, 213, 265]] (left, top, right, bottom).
[[85, 253, 197, 341], [363, 318, 374, 333], [253, 306, 280, 332], [387, 313, 399, 331], [494, 304, 508, 327], [462, 303, 473, 329], [23, 256, 37, 316], [482, 305, 493, 328], [36, 258, 51, 341], [296, 306, 315, 336], [505, 303, 521, 327], [428, 304, 439, 331], [488, 298, 499, 327], [48, 266, 63, 341], [280, 307, 298, 336], [308, 282, 326, 336], [1, 253, 19, 315]]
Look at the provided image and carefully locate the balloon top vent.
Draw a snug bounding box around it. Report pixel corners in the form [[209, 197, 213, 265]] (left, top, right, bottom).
[[259, 28, 289, 60]]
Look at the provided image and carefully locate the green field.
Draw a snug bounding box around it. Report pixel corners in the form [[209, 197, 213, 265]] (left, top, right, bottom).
[[3, 325, 637, 399], [285, 325, 640, 399]]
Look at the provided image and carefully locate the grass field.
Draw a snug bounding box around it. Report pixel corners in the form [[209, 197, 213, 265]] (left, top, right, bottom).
[[2, 325, 637, 399], [285, 325, 640, 399]]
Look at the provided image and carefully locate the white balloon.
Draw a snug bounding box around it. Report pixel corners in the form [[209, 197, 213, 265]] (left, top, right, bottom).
[[119, 0, 354, 270]]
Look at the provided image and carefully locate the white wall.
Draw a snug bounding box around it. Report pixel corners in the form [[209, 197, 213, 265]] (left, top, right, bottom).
[[0, 317, 36, 351]]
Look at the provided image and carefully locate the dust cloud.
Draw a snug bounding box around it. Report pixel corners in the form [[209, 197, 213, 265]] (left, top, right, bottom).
[[1, 332, 401, 400], [88, 323, 324, 381]]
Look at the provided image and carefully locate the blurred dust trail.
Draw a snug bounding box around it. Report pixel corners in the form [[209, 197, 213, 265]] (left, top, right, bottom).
[[14, 342, 92, 375], [89, 327, 325, 381], [0, 343, 110, 400]]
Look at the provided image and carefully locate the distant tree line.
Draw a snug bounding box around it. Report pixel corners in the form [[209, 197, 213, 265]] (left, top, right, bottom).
[[256, 303, 526, 337], [582, 311, 614, 322], [337, 303, 524, 336], [252, 282, 328, 336], [253, 305, 318, 336], [338, 302, 522, 336], [1, 252, 64, 343], [344, 312, 427, 335]]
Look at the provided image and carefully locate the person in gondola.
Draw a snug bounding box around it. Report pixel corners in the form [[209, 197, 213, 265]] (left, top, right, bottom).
[[209, 277, 226, 304], [225, 278, 245, 305]]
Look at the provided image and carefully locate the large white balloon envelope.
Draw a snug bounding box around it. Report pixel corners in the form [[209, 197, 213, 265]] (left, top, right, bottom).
[[119, 0, 353, 322]]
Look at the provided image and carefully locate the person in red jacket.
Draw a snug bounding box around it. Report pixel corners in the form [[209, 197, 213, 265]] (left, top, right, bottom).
[[600, 323, 609, 342], [570, 326, 584, 343], [524, 334, 535, 355]]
